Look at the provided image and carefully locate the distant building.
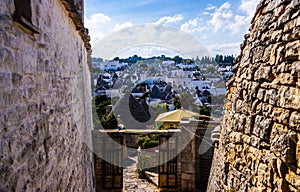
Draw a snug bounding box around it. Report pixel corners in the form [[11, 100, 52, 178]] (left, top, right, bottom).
[[176, 63, 197, 70], [204, 75, 221, 83], [103, 60, 128, 71], [162, 60, 175, 65], [166, 77, 193, 89], [191, 79, 211, 91]]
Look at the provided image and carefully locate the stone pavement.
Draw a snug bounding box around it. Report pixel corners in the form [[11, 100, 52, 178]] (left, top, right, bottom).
[[123, 148, 159, 192]]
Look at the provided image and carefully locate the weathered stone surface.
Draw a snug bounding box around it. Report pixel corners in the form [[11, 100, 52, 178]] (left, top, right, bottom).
[[274, 73, 296, 85], [285, 40, 300, 61], [254, 66, 273, 82], [290, 111, 300, 130], [0, 0, 94, 191], [208, 0, 300, 191], [278, 86, 300, 110]]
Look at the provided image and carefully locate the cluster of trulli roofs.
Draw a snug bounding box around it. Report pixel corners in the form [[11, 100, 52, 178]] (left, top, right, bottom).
[[93, 59, 230, 109]]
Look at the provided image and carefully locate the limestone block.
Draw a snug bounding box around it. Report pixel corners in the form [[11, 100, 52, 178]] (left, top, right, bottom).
[[243, 135, 251, 145], [278, 86, 300, 110], [265, 0, 283, 13], [277, 8, 291, 26], [274, 176, 289, 191], [285, 40, 300, 60], [257, 88, 265, 101], [270, 123, 297, 164], [235, 99, 245, 114], [253, 116, 272, 141], [291, 0, 300, 7], [270, 30, 283, 43], [275, 73, 296, 85], [275, 44, 286, 64], [261, 30, 271, 44], [282, 32, 298, 41], [297, 14, 300, 26], [275, 62, 292, 74], [284, 18, 297, 32], [290, 111, 300, 130], [250, 135, 261, 148], [254, 66, 273, 82], [261, 103, 273, 117], [0, 70, 11, 89], [274, 5, 286, 18], [275, 157, 288, 178], [252, 46, 265, 63], [285, 170, 300, 189], [297, 134, 300, 168], [262, 46, 272, 64], [271, 107, 290, 125]]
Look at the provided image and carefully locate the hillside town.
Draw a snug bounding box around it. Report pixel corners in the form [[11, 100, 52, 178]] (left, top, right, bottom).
[[1, 0, 299, 191], [92, 55, 233, 127]]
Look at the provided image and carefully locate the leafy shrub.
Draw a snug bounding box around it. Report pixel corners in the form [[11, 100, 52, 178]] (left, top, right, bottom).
[[137, 155, 147, 178], [136, 134, 159, 149]]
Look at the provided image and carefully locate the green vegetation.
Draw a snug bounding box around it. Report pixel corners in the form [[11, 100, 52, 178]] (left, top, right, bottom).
[[215, 54, 234, 65], [92, 54, 234, 66], [153, 103, 169, 115], [206, 65, 216, 74], [172, 96, 181, 110], [136, 134, 159, 149], [94, 95, 118, 129], [92, 57, 103, 62], [159, 123, 179, 130], [136, 155, 147, 179], [198, 106, 211, 116]]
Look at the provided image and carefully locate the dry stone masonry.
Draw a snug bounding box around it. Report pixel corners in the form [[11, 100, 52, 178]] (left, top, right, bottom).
[[208, 0, 300, 191], [0, 0, 94, 191]]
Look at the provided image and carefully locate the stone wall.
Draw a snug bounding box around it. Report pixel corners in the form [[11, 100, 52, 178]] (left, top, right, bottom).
[[208, 0, 300, 191], [181, 120, 219, 192], [0, 0, 94, 191], [92, 131, 124, 192]]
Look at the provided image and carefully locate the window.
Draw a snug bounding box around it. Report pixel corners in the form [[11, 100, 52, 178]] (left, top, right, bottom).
[[13, 0, 39, 34]]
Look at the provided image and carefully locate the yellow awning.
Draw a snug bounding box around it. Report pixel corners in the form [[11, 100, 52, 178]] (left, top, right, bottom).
[[155, 109, 199, 123]]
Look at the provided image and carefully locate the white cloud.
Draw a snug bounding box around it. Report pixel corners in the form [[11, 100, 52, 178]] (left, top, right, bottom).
[[207, 0, 259, 34], [85, 13, 111, 25], [114, 22, 133, 31], [206, 42, 241, 55], [209, 2, 233, 32], [84, 13, 112, 46], [137, 0, 157, 6], [202, 4, 216, 15], [229, 15, 248, 34], [92, 24, 210, 59], [219, 2, 231, 10], [230, 0, 260, 34], [239, 0, 260, 16], [181, 1, 256, 35], [206, 4, 217, 11], [154, 14, 184, 25], [180, 18, 206, 34], [118, 46, 183, 58]]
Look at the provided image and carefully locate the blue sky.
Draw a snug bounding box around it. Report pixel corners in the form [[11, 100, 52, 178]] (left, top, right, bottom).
[[84, 0, 260, 59]]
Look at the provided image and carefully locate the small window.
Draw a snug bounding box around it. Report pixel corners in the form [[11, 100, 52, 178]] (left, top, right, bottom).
[[13, 0, 39, 34]]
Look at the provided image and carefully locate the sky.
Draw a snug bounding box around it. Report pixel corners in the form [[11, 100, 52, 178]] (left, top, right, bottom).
[[84, 0, 260, 59]]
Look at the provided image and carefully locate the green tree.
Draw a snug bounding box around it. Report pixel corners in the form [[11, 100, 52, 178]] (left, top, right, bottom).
[[94, 95, 118, 129], [173, 55, 183, 64], [206, 65, 216, 74], [172, 96, 181, 109], [154, 103, 169, 114]]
